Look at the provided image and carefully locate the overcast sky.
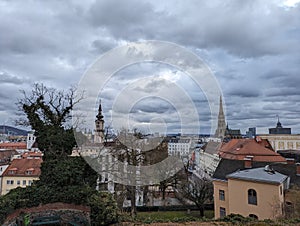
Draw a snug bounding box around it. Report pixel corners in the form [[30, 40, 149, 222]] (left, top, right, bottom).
[[0, 0, 300, 135]]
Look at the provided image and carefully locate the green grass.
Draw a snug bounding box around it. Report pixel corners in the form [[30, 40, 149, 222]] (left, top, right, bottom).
[[136, 210, 214, 222]]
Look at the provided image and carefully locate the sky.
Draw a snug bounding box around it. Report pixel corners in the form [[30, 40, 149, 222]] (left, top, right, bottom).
[[0, 0, 300, 135]]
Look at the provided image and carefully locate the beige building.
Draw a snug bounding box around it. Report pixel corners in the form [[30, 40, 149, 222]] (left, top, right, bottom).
[[1, 158, 42, 195], [213, 166, 289, 220], [260, 134, 300, 152], [198, 141, 221, 178]]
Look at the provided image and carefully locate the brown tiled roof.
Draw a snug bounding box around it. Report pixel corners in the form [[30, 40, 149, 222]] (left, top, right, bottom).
[[22, 151, 43, 159], [202, 141, 222, 155], [219, 138, 286, 162], [3, 158, 42, 177], [0, 142, 27, 149], [0, 150, 18, 164]]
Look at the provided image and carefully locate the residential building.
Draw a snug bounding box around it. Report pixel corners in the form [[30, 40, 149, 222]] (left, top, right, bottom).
[[0, 164, 9, 195], [213, 166, 289, 220], [0, 142, 27, 150], [259, 134, 300, 152], [277, 149, 300, 162], [1, 158, 42, 195], [197, 141, 221, 177], [218, 138, 286, 163], [168, 138, 192, 160], [213, 158, 300, 220], [0, 149, 18, 194]]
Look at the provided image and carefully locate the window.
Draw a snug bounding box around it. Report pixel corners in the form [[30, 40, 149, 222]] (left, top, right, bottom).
[[219, 190, 225, 201], [280, 186, 283, 195], [220, 207, 226, 217], [17, 180, 20, 185], [23, 180, 26, 185], [248, 189, 257, 205], [25, 170, 33, 175], [6, 180, 14, 185], [8, 170, 16, 175], [28, 180, 33, 186]]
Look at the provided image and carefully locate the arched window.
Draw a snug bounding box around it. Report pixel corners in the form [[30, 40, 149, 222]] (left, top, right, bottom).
[[249, 214, 258, 219], [248, 189, 257, 205]]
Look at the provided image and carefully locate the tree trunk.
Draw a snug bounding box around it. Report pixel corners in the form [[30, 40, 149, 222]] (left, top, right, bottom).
[[199, 206, 204, 217], [130, 187, 137, 217]]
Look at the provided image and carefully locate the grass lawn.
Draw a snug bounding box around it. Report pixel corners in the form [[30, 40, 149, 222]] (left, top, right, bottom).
[[137, 210, 214, 222]]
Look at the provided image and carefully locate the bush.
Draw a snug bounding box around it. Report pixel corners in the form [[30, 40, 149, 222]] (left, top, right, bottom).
[[220, 213, 256, 224], [89, 191, 119, 226]]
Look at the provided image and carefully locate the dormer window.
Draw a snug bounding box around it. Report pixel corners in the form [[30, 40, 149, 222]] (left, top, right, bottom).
[[8, 168, 17, 175], [26, 168, 34, 175]]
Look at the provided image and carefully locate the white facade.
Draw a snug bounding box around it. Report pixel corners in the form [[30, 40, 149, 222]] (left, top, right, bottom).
[[26, 132, 36, 149], [168, 138, 192, 158], [260, 134, 300, 152], [198, 150, 220, 177], [0, 164, 9, 194]]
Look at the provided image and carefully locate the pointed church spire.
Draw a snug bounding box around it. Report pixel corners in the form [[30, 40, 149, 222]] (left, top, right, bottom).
[[276, 114, 282, 128], [215, 95, 226, 139], [94, 100, 105, 143], [96, 100, 104, 120]]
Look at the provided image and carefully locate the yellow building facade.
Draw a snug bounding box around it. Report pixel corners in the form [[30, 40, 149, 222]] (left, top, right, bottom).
[[213, 167, 288, 220], [1, 158, 42, 195], [1, 175, 40, 195]]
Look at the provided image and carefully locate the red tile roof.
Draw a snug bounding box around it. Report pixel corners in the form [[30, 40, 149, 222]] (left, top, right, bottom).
[[22, 151, 43, 159], [0, 142, 27, 149], [2, 158, 42, 177], [0, 150, 18, 164], [219, 138, 286, 162]]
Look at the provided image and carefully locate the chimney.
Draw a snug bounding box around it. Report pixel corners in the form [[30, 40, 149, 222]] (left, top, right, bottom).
[[296, 163, 300, 176], [244, 157, 252, 168], [286, 158, 295, 165]]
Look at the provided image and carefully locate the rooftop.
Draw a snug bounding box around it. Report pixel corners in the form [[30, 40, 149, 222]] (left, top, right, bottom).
[[0, 142, 27, 149], [3, 158, 42, 177], [219, 138, 286, 162], [202, 141, 222, 155], [226, 167, 288, 185], [0, 149, 18, 164], [213, 158, 300, 186]]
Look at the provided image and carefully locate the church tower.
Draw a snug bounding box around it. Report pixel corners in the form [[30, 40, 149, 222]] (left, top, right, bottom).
[[94, 101, 105, 143], [215, 96, 226, 139]]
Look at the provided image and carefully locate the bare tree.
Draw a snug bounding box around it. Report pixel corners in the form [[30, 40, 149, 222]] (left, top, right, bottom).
[[17, 83, 84, 158], [284, 185, 300, 218], [179, 175, 213, 217]]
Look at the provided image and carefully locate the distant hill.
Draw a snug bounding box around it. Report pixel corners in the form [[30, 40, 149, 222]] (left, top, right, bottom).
[[0, 125, 28, 136]]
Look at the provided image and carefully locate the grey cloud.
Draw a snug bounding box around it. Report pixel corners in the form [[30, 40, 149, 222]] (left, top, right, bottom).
[[0, 0, 299, 134], [130, 98, 176, 114], [227, 88, 261, 98], [0, 71, 27, 85], [265, 87, 300, 97]]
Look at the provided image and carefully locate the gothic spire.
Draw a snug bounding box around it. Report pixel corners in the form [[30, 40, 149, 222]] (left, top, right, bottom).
[[215, 95, 226, 138]]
